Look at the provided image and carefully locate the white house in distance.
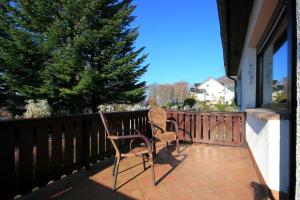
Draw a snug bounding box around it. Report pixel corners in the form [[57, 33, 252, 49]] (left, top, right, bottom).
[[190, 77, 234, 103]]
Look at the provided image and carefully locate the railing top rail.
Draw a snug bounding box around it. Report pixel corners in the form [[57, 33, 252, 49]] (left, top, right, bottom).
[[0, 110, 149, 124], [165, 110, 245, 116]]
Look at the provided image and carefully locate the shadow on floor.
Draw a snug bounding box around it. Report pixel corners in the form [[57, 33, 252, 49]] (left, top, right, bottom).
[[250, 182, 275, 200], [22, 142, 189, 200], [153, 142, 188, 185], [21, 157, 136, 200]]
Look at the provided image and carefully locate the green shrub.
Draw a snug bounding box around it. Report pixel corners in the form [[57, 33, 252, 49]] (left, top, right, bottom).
[[183, 98, 196, 107]]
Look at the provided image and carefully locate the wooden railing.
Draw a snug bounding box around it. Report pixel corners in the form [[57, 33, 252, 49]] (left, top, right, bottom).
[[0, 110, 245, 199], [166, 110, 246, 146], [0, 111, 149, 199]]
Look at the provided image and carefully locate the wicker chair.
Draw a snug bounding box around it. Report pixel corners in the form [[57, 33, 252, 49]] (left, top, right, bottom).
[[148, 108, 179, 156], [99, 112, 155, 191]]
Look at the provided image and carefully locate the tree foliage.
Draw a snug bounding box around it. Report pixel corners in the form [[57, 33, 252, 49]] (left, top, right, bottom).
[[0, 0, 147, 114]]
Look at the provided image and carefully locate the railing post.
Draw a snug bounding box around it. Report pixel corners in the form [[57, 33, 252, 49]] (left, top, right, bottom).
[[81, 119, 90, 170]]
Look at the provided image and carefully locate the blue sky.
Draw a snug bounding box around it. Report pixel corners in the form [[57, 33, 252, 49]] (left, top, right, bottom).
[[132, 0, 225, 85], [273, 41, 288, 83]]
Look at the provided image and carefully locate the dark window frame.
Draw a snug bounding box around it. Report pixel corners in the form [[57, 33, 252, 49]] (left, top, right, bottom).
[[256, 2, 289, 112]]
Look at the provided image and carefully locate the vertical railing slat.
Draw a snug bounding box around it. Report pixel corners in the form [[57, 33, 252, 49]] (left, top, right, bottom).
[[195, 113, 201, 142], [0, 125, 16, 199], [75, 120, 82, 164], [202, 115, 209, 143], [36, 126, 49, 185], [178, 113, 185, 141], [240, 114, 246, 146], [51, 124, 63, 177], [98, 117, 105, 159], [64, 122, 74, 169], [217, 116, 225, 142], [225, 116, 233, 144], [185, 113, 191, 142], [19, 126, 34, 194], [209, 115, 217, 142], [90, 119, 98, 159], [233, 116, 241, 145]]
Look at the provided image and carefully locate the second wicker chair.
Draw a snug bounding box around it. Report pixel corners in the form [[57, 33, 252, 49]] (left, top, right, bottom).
[[148, 108, 180, 156]]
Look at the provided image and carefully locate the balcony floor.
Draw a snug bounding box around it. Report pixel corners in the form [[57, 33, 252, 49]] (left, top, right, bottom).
[[23, 143, 268, 200]]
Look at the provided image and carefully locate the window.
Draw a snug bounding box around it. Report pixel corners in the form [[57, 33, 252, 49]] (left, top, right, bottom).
[[257, 11, 288, 111]]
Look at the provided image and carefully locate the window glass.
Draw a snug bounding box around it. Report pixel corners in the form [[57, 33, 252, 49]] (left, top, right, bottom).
[[260, 27, 288, 110]]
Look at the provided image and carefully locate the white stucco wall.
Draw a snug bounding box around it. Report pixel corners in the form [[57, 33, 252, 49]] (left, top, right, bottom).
[[246, 113, 290, 192], [237, 0, 278, 109], [236, 0, 291, 194], [240, 48, 257, 109]]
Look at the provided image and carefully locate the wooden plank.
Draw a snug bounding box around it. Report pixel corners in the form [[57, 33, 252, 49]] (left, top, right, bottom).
[[90, 119, 98, 158], [75, 120, 82, 164], [115, 116, 123, 146], [195, 113, 201, 143], [191, 113, 195, 140], [19, 126, 34, 194], [143, 116, 147, 136], [36, 125, 49, 185], [81, 119, 90, 169], [178, 113, 184, 140], [225, 116, 233, 143], [123, 116, 130, 145], [233, 116, 241, 145], [98, 117, 106, 159], [185, 113, 191, 142], [64, 123, 74, 168], [202, 115, 209, 143], [50, 124, 63, 177], [105, 116, 112, 153], [0, 125, 16, 199], [138, 115, 143, 133], [209, 115, 217, 142], [217, 116, 225, 142], [240, 114, 246, 146]]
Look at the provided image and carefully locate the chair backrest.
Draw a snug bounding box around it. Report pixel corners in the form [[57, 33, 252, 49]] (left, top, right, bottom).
[[99, 111, 111, 136], [148, 108, 167, 135], [99, 112, 120, 155]]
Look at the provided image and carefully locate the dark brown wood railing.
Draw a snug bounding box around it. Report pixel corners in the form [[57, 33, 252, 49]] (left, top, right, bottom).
[[0, 110, 245, 199], [166, 110, 246, 146], [0, 111, 149, 200]]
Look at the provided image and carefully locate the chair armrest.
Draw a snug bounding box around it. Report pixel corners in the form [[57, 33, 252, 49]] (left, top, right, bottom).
[[166, 119, 179, 133], [148, 121, 164, 134], [107, 130, 152, 155]]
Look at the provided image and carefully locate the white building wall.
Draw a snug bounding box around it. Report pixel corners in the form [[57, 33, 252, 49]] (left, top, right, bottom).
[[240, 48, 257, 109], [237, 0, 290, 194], [246, 113, 290, 192]]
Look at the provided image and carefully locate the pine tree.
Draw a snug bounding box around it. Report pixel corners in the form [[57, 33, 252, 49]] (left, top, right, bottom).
[[0, 0, 148, 114], [0, 1, 47, 112]]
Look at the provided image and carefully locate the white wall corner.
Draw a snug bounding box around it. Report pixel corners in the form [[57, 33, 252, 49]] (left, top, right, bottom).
[[240, 48, 257, 109]]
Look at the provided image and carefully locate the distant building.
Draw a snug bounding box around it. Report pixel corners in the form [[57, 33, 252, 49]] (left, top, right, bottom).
[[190, 77, 234, 103]]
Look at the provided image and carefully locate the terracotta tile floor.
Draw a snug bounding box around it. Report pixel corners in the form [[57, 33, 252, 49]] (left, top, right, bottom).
[[23, 143, 270, 200]]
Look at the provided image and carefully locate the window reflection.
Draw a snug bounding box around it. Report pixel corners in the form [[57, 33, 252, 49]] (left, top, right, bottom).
[[261, 27, 288, 110]]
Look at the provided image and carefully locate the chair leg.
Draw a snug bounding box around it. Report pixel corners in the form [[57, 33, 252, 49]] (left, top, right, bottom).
[[142, 155, 146, 170], [112, 157, 117, 176], [176, 139, 180, 154], [112, 157, 120, 191], [150, 156, 155, 186]]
